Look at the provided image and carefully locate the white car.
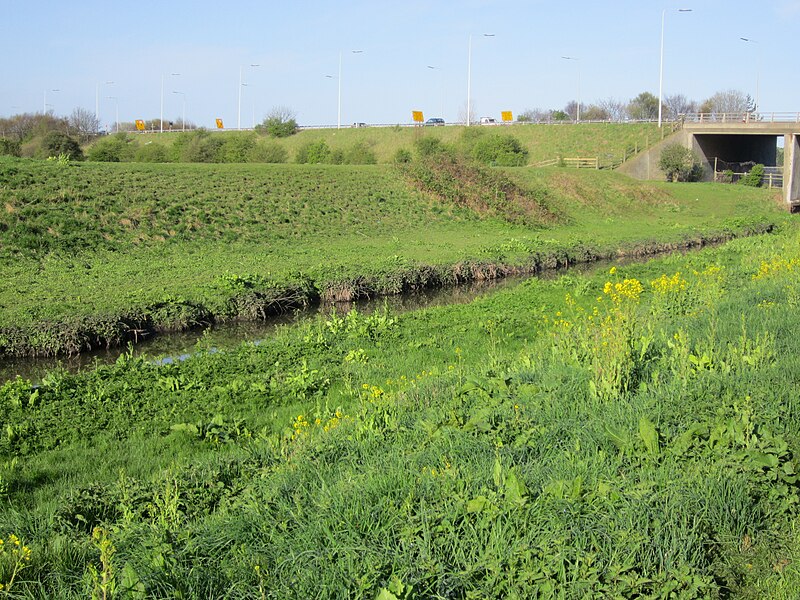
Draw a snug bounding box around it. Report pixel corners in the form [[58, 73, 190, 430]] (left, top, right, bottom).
[[480, 116, 497, 125]]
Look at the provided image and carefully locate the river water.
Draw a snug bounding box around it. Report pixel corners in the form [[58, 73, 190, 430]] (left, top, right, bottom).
[[0, 275, 539, 383]]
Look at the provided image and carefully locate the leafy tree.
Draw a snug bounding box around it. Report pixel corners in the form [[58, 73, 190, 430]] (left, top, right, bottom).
[[627, 92, 661, 121], [0, 138, 21, 157], [658, 143, 703, 182], [257, 106, 298, 138], [41, 131, 83, 160], [551, 110, 569, 121]]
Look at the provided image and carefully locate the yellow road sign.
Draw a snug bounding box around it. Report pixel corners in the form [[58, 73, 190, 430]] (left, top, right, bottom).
[[135, 119, 145, 131], [412, 111, 424, 123], [501, 111, 513, 122], [215, 118, 224, 129]]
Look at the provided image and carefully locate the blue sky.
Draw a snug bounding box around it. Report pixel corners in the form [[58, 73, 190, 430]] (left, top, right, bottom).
[[2, 0, 799, 129]]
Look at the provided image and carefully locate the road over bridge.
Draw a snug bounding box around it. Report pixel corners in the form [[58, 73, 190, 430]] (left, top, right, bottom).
[[620, 112, 800, 210]]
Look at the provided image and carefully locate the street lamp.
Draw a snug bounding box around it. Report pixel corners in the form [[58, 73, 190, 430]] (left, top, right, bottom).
[[238, 64, 259, 130], [658, 8, 692, 127], [329, 50, 364, 130], [43, 88, 59, 114], [172, 91, 186, 132], [561, 56, 581, 122], [106, 96, 119, 133], [161, 72, 180, 133], [740, 37, 760, 112], [427, 65, 445, 120], [467, 33, 494, 126], [96, 80, 114, 126]]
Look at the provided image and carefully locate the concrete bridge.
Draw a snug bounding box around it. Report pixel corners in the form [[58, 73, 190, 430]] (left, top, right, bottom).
[[619, 112, 800, 210]]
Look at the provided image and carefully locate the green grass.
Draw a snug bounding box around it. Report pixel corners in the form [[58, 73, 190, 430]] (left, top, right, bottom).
[[0, 156, 785, 356], [3, 225, 800, 597], [91, 121, 666, 165]]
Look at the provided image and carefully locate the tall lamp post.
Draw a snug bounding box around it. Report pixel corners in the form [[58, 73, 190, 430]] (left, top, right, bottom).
[[106, 96, 119, 133], [658, 8, 692, 127], [561, 56, 581, 122], [161, 72, 180, 133], [467, 33, 495, 126], [238, 63, 260, 130], [739, 37, 760, 112], [172, 91, 186, 132], [96, 80, 114, 127], [330, 50, 364, 130], [427, 65, 445, 120], [43, 89, 59, 114]]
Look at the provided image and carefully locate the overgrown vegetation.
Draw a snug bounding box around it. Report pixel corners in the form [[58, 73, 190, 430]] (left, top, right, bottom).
[[658, 143, 704, 182], [3, 228, 800, 596]]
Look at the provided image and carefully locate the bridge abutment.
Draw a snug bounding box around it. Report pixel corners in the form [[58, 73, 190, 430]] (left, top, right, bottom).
[[787, 133, 800, 209]]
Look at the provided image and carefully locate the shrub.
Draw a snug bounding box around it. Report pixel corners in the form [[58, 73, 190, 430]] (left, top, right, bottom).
[[134, 143, 169, 163], [658, 143, 704, 182], [248, 142, 288, 163], [87, 134, 135, 162], [0, 138, 21, 157], [471, 134, 529, 166], [739, 163, 764, 187], [343, 142, 376, 165], [41, 131, 83, 160], [414, 136, 447, 158], [177, 132, 224, 163], [328, 148, 345, 165], [296, 140, 331, 164], [256, 106, 298, 138], [393, 148, 412, 164], [218, 135, 256, 163]]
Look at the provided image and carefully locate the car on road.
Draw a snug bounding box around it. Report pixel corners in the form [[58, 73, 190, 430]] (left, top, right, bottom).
[[480, 116, 497, 125], [425, 117, 445, 126]]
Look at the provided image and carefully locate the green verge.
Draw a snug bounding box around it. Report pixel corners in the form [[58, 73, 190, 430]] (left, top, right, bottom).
[[86, 122, 665, 165], [2, 225, 800, 597], [0, 157, 786, 357]]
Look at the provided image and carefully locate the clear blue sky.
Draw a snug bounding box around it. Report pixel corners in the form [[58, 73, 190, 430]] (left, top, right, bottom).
[[2, 0, 799, 129]]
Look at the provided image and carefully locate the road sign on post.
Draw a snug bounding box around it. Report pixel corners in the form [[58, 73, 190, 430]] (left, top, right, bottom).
[[412, 111, 424, 124], [216, 118, 224, 129], [135, 120, 145, 131], [501, 111, 513, 122]]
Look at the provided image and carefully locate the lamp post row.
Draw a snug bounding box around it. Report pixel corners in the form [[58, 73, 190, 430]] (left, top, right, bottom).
[[35, 16, 766, 130]]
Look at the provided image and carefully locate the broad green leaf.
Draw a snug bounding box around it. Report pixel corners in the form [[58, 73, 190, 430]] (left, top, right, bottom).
[[638, 417, 659, 456]]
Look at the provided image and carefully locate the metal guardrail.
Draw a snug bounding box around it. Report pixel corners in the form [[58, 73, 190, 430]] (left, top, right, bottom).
[[682, 112, 800, 124]]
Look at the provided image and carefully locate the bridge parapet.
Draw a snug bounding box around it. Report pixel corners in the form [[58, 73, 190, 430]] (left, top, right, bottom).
[[682, 112, 800, 125]]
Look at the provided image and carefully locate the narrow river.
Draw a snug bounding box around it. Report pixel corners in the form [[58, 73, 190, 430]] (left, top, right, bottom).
[[1, 274, 543, 383]]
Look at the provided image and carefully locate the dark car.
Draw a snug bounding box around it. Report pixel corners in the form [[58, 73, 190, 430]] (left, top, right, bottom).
[[424, 118, 445, 126]]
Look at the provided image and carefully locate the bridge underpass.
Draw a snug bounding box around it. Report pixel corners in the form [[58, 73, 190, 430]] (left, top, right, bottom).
[[619, 113, 800, 210]]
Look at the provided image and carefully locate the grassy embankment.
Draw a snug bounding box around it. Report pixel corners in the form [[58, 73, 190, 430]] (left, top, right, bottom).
[[0, 154, 785, 357], [2, 224, 800, 597], [0, 151, 785, 358], [92, 121, 666, 165]]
